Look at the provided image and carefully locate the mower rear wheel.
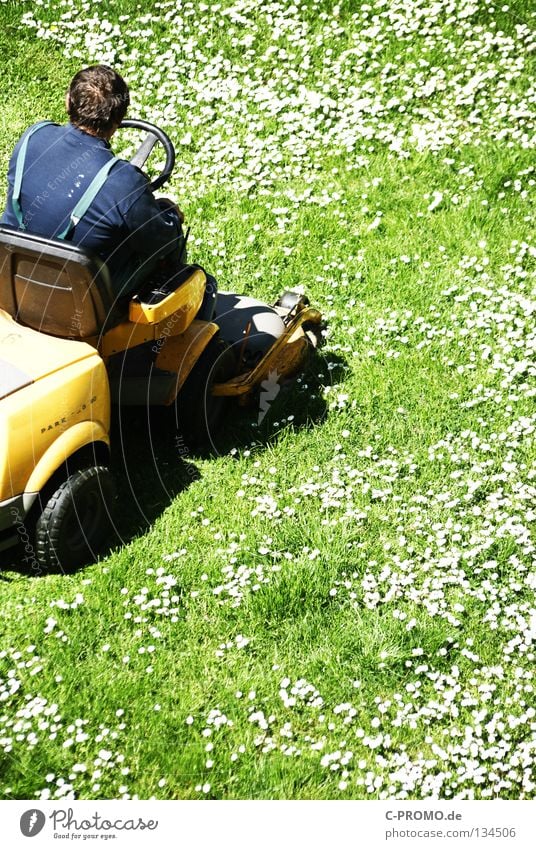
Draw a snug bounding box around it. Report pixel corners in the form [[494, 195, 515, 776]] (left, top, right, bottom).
[[175, 337, 235, 450], [35, 467, 115, 572]]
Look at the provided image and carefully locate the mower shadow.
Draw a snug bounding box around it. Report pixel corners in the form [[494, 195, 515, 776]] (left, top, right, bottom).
[[182, 347, 346, 456], [0, 349, 346, 577], [107, 406, 202, 542], [108, 346, 344, 538]]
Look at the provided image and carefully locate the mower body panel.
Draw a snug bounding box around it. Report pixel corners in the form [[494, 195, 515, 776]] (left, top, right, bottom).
[[154, 319, 219, 403]]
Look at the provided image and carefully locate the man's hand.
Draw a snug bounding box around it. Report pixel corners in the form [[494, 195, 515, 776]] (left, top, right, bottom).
[[157, 196, 185, 223]]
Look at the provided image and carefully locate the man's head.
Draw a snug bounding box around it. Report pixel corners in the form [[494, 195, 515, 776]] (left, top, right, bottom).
[[66, 65, 129, 138]]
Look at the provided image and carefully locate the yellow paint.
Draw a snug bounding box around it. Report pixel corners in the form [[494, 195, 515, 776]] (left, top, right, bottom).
[[155, 319, 219, 403], [26, 420, 110, 495]]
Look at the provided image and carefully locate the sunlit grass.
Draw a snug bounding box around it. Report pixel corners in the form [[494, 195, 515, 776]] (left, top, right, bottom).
[[0, 0, 534, 801]]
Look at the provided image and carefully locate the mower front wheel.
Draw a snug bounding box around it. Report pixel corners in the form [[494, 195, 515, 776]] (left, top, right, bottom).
[[174, 337, 234, 451], [34, 466, 116, 572]]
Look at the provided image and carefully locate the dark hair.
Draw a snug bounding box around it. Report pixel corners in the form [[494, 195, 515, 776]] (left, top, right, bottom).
[[67, 65, 129, 134]]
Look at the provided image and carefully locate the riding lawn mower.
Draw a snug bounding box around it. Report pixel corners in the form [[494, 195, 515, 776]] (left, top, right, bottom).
[[0, 119, 323, 571]]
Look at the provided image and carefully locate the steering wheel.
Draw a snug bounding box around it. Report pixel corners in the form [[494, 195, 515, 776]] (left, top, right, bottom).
[[119, 118, 175, 191]]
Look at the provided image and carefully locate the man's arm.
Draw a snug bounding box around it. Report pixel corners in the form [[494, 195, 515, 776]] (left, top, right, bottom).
[[119, 174, 184, 262]]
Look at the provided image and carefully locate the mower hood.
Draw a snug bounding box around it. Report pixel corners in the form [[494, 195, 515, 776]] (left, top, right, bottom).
[[0, 309, 97, 399], [0, 358, 33, 400]]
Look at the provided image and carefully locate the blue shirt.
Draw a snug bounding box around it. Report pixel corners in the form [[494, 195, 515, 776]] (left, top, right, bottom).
[[1, 122, 181, 295]]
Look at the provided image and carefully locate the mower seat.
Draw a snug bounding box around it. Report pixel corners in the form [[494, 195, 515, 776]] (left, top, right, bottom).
[[0, 225, 116, 339]]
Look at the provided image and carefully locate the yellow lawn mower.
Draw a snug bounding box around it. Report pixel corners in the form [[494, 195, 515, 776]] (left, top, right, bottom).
[[0, 119, 323, 572]]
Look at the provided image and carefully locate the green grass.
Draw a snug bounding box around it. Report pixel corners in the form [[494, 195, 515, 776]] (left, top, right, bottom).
[[0, 0, 535, 801]]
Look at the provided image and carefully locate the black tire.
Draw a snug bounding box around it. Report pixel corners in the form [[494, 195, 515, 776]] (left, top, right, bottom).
[[35, 467, 116, 571], [175, 337, 235, 450]]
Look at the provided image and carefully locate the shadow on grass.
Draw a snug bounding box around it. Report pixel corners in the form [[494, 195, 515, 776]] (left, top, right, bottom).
[[0, 348, 345, 577], [183, 348, 347, 458]]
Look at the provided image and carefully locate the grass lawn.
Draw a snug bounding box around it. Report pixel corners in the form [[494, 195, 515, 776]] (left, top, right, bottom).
[[0, 0, 534, 800]]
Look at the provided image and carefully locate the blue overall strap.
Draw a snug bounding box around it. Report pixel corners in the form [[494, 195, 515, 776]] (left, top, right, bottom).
[[56, 156, 119, 240], [12, 121, 58, 229]]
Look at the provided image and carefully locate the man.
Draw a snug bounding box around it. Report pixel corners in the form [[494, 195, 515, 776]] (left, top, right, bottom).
[[0, 65, 210, 309]]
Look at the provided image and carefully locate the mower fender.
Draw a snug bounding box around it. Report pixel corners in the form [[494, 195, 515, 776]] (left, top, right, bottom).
[[154, 319, 219, 404], [25, 421, 110, 499], [0, 492, 28, 532]]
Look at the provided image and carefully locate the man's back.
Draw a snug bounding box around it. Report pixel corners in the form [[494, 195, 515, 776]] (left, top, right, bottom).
[[1, 121, 181, 296]]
